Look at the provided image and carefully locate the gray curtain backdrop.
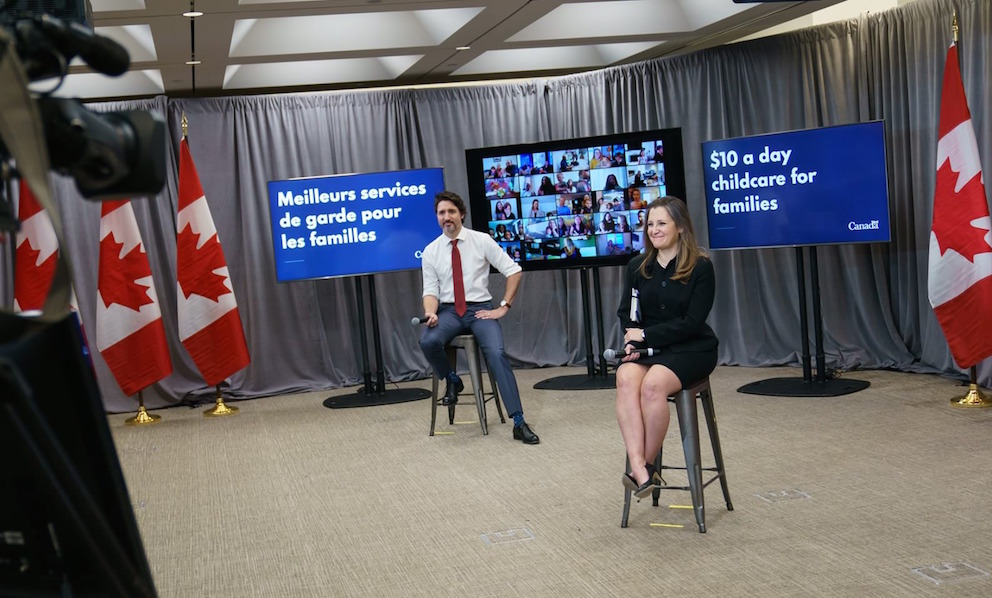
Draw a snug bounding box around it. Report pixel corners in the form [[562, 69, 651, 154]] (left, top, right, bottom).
[[5, 0, 989, 412]]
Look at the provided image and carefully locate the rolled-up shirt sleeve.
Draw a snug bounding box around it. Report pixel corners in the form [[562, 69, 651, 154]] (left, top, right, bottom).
[[422, 243, 441, 298]]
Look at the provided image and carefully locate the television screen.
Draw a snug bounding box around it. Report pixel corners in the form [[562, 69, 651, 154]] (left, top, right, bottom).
[[701, 121, 890, 250], [465, 128, 685, 270], [267, 167, 445, 281]]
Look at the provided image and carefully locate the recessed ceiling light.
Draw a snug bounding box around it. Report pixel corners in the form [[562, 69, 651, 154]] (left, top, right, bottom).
[[183, 10, 203, 17], [456, 46, 470, 51], [186, 60, 201, 65]]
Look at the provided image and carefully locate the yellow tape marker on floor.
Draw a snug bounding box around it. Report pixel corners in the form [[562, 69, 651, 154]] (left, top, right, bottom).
[[453, 420, 477, 425], [649, 523, 684, 528], [668, 505, 693, 509], [434, 431, 455, 435]]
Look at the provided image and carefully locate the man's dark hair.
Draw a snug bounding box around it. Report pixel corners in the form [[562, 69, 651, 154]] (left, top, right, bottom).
[[434, 190, 467, 215]]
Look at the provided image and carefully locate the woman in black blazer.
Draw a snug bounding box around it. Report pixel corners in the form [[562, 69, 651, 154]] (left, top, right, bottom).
[[615, 196, 718, 498]]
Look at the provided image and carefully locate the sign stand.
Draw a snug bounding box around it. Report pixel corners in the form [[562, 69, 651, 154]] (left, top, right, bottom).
[[323, 275, 431, 408], [737, 246, 870, 397]]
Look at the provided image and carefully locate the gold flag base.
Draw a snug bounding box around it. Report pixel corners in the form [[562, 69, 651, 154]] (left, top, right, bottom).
[[204, 397, 239, 417], [950, 383, 992, 408], [125, 406, 162, 425]]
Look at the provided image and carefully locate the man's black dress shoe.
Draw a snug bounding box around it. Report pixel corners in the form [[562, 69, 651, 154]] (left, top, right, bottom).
[[513, 423, 540, 444], [442, 377, 463, 406]]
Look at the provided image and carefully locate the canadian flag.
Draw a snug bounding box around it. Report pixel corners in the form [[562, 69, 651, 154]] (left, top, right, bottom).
[[96, 199, 172, 396], [927, 43, 992, 369], [13, 180, 80, 314], [176, 138, 250, 386], [13, 180, 59, 312]]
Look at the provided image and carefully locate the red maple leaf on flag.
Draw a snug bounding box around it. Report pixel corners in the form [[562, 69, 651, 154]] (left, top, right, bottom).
[[15, 243, 57, 310], [933, 161, 992, 263], [177, 224, 230, 301], [99, 234, 155, 311]]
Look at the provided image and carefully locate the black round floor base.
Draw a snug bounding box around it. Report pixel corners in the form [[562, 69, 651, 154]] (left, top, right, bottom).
[[323, 387, 431, 409], [737, 377, 870, 397], [534, 374, 616, 391]]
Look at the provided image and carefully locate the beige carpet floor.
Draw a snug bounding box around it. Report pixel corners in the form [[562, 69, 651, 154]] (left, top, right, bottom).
[[109, 365, 992, 597]]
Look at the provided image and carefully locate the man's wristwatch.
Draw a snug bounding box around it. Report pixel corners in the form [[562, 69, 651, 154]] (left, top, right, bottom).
[[640, 330, 646, 341], [500, 300, 511, 309]]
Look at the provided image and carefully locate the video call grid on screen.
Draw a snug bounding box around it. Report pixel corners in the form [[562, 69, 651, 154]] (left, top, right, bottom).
[[465, 128, 685, 271]]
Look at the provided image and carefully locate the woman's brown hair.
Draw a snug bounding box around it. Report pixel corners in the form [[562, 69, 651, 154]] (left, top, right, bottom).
[[638, 196, 708, 282]]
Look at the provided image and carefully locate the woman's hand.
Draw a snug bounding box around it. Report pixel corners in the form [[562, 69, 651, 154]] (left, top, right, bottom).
[[620, 344, 641, 363], [623, 328, 644, 345]]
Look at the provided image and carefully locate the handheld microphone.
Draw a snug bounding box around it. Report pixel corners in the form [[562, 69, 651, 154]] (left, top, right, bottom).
[[411, 316, 429, 325], [603, 347, 657, 360]]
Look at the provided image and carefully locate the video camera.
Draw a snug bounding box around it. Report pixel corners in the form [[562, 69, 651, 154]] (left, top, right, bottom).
[[1, 3, 160, 596], [0, 0, 165, 202]]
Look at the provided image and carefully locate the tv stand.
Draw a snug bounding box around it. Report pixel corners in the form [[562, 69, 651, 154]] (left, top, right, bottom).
[[534, 267, 616, 390], [323, 275, 431, 408], [737, 246, 869, 397]]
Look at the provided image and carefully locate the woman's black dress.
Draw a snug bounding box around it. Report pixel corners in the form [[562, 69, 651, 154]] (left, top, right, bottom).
[[616, 254, 719, 386]]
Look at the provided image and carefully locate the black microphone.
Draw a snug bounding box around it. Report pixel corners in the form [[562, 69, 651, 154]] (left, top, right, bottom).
[[603, 347, 657, 360], [37, 15, 131, 76], [411, 316, 429, 325]]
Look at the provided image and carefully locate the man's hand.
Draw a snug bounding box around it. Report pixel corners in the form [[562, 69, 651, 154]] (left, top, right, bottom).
[[474, 305, 509, 320], [425, 312, 439, 327]]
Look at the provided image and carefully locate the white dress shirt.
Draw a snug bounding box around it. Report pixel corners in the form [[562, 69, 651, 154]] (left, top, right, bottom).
[[422, 227, 521, 303]]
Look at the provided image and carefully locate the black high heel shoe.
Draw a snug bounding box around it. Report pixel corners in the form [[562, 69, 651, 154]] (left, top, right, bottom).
[[645, 462, 667, 486], [632, 464, 667, 499], [623, 465, 657, 494], [633, 478, 657, 499]]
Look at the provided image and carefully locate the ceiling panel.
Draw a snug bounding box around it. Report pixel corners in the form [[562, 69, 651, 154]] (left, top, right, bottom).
[[29, 0, 892, 100]]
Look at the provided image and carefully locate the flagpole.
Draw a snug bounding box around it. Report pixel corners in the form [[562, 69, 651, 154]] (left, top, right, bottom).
[[178, 117, 246, 416], [941, 11, 991, 409], [125, 390, 162, 425], [204, 384, 239, 416]]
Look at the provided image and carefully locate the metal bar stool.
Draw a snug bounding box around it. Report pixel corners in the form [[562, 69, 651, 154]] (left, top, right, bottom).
[[621, 377, 733, 532], [430, 334, 505, 436]]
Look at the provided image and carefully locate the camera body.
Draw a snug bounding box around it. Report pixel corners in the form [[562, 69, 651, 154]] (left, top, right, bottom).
[[0, 0, 165, 201]]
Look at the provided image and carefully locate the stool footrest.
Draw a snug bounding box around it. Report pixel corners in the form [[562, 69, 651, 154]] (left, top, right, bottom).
[[651, 475, 721, 493]]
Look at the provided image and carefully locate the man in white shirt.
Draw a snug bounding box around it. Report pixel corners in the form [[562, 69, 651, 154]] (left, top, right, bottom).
[[419, 191, 539, 444]]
